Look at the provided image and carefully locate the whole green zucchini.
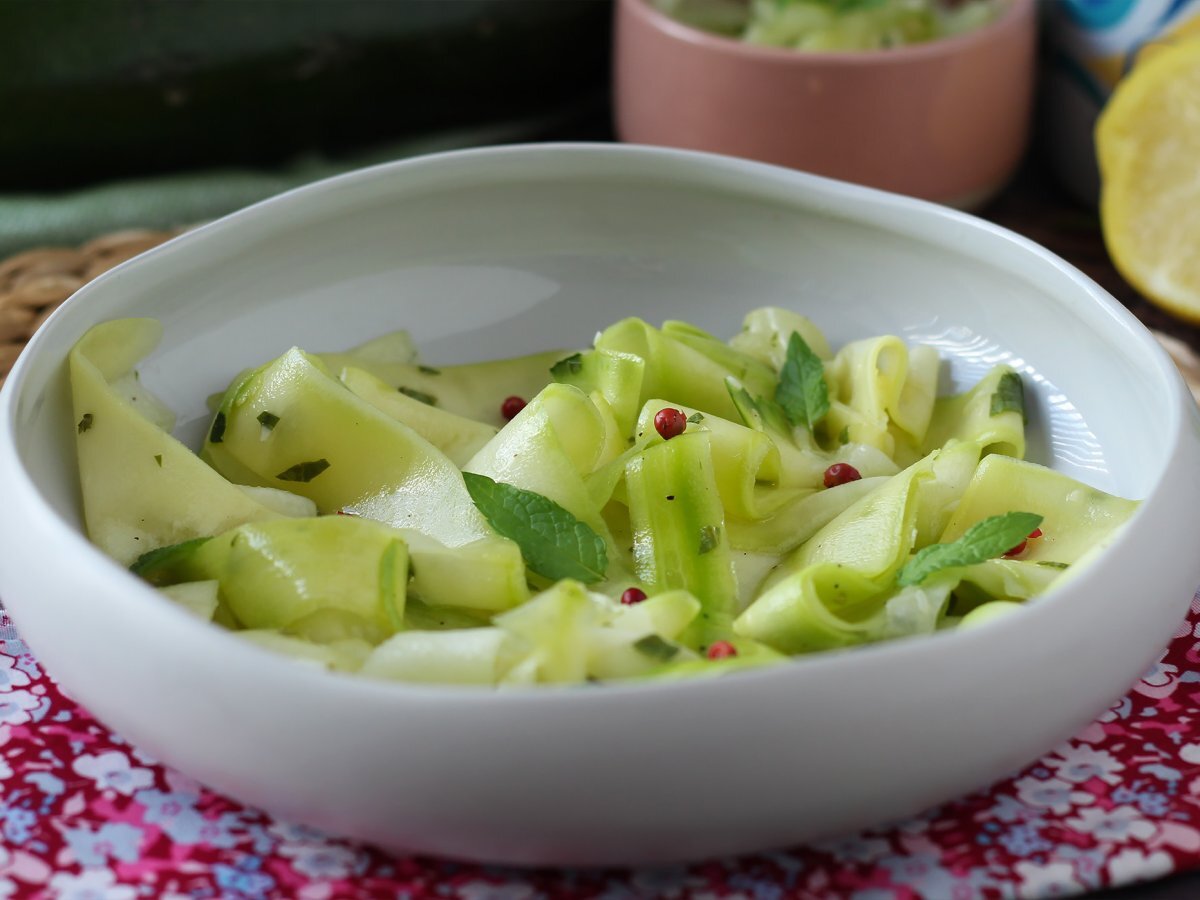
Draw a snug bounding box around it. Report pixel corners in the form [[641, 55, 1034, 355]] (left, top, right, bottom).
[[0, 0, 612, 188]]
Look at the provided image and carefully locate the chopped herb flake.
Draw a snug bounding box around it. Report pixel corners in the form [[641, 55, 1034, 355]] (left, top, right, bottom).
[[257, 411, 280, 430], [76, 413, 93, 434], [550, 352, 584, 379], [838, 425, 850, 445], [1037, 560, 1070, 570], [276, 458, 331, 483], [687, 412, 705, 424], [634, 634, 680, 662], [154, 454, 163, 467], [417, 365, 441, 376], [209, 411, 227, 444], [398, 386, 437, 406], [130, 537, 211, 585], [990, 371, 1026, 422], [698, 525, 722, 555]]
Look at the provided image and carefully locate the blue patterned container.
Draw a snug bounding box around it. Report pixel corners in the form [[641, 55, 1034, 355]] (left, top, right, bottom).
[[1043, 0, 1200, 206]]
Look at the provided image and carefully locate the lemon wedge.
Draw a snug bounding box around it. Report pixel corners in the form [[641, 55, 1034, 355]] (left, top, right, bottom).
[[1097, 38, 1200, 323]]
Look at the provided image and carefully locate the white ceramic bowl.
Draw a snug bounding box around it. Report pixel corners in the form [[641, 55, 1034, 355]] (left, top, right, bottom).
[[1, 144, 1198, 867]]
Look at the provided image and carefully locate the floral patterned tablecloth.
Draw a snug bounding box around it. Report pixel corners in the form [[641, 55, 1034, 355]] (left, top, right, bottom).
[[3, 594, 1200, 900]]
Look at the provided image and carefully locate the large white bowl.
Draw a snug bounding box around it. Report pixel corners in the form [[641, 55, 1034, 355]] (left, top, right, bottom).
[[1, 144, 1198, 867]]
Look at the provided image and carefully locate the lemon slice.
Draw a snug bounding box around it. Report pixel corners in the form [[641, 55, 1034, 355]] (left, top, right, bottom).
[[1097, 38, 1200, 323]]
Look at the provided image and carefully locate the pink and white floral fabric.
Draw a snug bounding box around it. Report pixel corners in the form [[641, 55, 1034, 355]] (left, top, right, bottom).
[[3, 596, 1200, 899]]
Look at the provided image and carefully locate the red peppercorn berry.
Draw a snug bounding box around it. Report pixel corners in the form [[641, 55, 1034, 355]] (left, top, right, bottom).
[[654, 407, 688, 440], [500, 396, 526, 421], [823, 462, 862, 489], [1004, 527, 1044, 558], [620, 587, 647, 606], [707, 640, 737, 660]]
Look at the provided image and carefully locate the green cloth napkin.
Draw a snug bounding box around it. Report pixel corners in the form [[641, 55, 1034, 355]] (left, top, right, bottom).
[[0, 110, 595, 258]]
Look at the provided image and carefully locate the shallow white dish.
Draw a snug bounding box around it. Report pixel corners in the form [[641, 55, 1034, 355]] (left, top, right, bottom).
[[1, 144, 1198, 867]]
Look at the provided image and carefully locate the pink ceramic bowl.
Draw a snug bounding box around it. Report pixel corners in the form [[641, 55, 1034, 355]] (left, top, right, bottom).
[[613, 0, 1037, 208]]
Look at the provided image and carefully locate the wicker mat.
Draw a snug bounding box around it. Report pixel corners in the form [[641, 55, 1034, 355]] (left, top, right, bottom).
[[2, 229, 1200, 403], [0, 229, 179, 384]]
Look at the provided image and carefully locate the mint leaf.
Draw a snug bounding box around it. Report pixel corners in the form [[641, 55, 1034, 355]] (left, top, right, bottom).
[[897, 511, 1043, 587], [990, 371, 1026, 422], [550, 352, 584, 379], [634, 634, 680, 662], [775, 331, 829, 432], [463, 472, 608, 583]]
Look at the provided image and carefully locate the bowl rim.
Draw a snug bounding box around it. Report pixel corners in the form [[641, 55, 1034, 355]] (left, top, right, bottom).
[[0, 140, 1192, 708], [619, 0, 1035, 65]]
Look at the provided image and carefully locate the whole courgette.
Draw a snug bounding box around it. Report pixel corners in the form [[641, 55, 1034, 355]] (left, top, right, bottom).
[[0, 0, 612, 189]]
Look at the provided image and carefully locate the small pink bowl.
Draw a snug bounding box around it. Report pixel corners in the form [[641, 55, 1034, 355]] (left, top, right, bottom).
[[614, 0, 1037, 208]]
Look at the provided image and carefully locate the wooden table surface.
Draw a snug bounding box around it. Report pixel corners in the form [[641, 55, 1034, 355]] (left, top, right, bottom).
[[982, 154, 1200, 352]]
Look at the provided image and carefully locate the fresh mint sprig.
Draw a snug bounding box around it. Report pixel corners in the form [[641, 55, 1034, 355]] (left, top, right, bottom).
[[463, 472, 608, 584], [775, 331, 829, 433], [990, 371, 1026, 422], [897, 511, 1043, 587]]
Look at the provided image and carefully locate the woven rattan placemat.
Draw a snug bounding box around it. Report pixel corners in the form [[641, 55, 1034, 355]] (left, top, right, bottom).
[[2, 228, 1200, 402], [0, 229, 178, 384]]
